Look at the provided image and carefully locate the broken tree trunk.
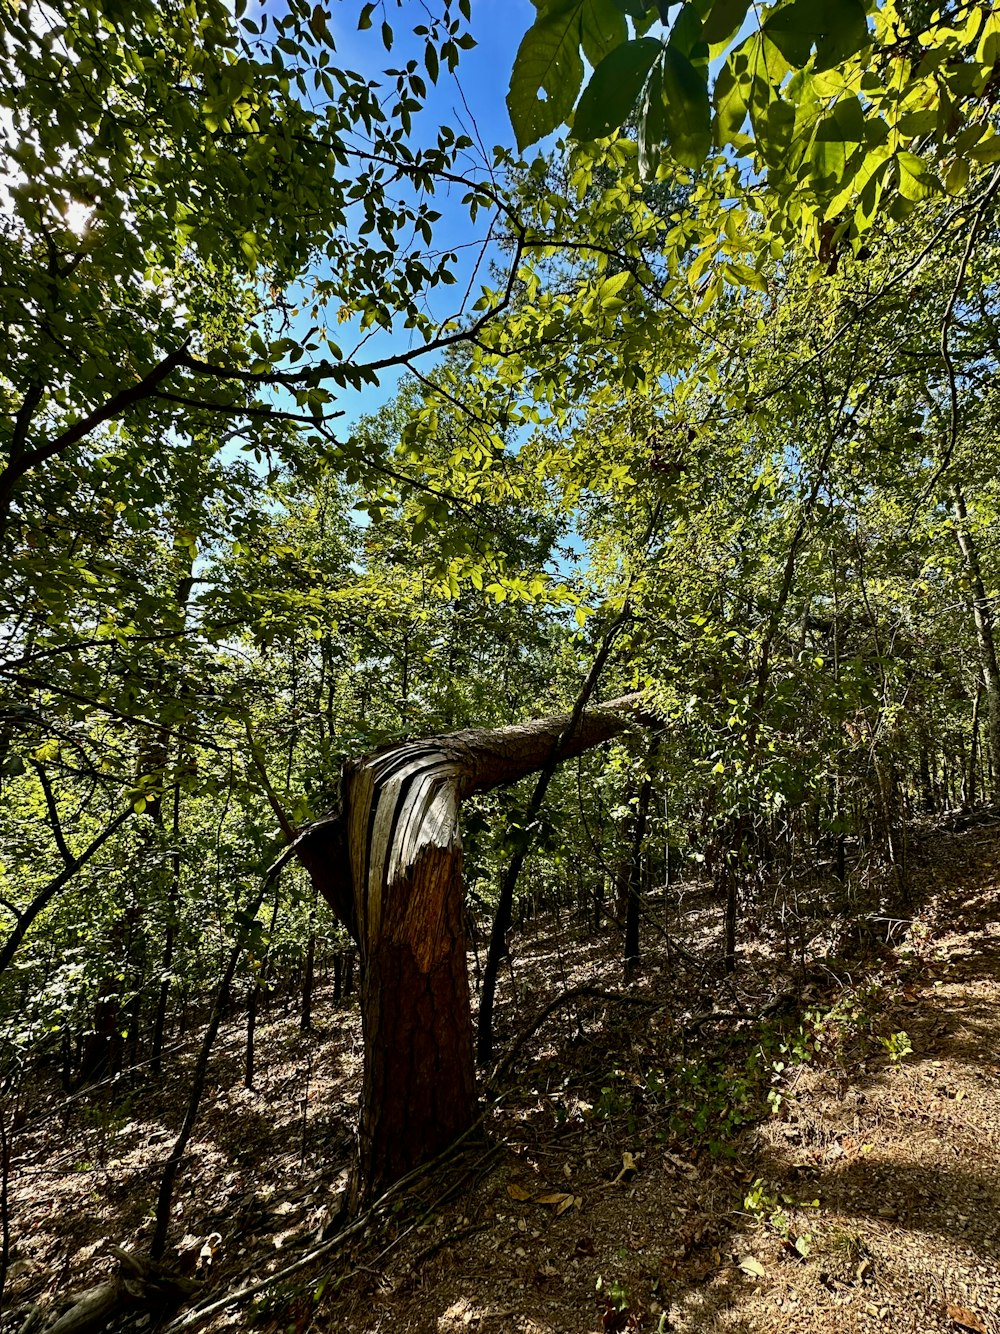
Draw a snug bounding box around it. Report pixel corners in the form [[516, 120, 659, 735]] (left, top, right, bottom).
[[296, 693, 646, 1201]]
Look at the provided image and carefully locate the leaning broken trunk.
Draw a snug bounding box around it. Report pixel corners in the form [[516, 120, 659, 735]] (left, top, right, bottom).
[[296, 694, 645, 1201]]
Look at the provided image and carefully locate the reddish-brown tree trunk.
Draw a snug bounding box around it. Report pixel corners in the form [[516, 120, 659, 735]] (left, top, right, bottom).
[[297, 694, 645, 1201]]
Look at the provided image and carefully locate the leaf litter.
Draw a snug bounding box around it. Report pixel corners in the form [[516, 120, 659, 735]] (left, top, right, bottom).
[[5, 817, 1000, 1333]]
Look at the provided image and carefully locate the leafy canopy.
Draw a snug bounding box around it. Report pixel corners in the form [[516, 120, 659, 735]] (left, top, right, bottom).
[[508, 1, 1000, 240]]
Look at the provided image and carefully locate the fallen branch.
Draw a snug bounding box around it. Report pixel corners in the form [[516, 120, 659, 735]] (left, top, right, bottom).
[[18, 1248, 197, 1334], [489, 983, 671, 1083], [160, 1113, 489, 1332], [490, 982, 802, 1083]]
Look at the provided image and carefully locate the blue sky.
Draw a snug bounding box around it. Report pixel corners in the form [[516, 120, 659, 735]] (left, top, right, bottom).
[[303, 0, 540, 428]]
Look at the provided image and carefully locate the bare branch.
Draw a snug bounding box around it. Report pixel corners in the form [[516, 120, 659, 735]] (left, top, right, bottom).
[[28, 760, 73, 868], [0, 341, 191, 509], [0, 802, 134, 977], [924, 161, 1000, 495]]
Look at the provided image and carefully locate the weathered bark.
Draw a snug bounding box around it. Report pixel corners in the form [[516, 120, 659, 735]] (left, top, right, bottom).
[[297, 693, 645, 1200]]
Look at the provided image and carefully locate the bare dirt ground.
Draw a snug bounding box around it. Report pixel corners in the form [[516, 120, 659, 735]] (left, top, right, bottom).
[[5, 817, 1000, 1334]]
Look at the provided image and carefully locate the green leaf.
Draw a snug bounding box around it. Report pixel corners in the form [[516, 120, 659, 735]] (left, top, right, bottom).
[[895, 150, 939, 201], [713, 48, 750, 145], [810, 133, 847, 190], [358, 2, 374, 29], [308, 4, 331, 44], [507, 0, 586, 150], [760, 97, 795, 167], [702, 0, 751, 46], [638, 52, 669, 175], [762, 2, 813, 65], [573, 38, 661, 139], [822, 141, 889, 219], [814, 0, 869, 69], [580, 0, 628, 67], [944, 156, 970, 193], [669, 2, 706, 61], [597, 270, 631, 304], [763, 0, 869, 71], [970, 133, 1000, 163], [814, 94, 866, 145], [660, 46, 712, 166]]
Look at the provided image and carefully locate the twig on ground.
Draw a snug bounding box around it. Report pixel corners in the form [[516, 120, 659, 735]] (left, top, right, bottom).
[[491, 981, 802, 1085], [160, 1114, 491, 1332], [489, 983, 671, 1084]]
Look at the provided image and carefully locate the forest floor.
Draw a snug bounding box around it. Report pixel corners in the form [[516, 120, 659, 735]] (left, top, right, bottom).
[[5, 816, 1000, 1334]]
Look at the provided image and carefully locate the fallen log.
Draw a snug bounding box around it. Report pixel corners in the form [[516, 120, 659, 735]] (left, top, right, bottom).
[[18, 1248, 197, 1334]]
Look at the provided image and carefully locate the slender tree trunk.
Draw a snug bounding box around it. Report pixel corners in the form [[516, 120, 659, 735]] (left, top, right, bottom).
[[476, 618, 630, 1068], [297, 693, 646, 1201], [874, 758, 907, 901], [624, 741, 657, 976], [951, 484, 1000, 794], [593, 874, 605, 932], [301, 927, 316, 1032], [0, 805, 133, 979], [0, 1099, 12, 1313], [152, 781, 182, 1077], [919, 740, 935, 815], [245, 885, 280, 1090], [968, 686, 982, 809], [723, 862, 738, 973], [245, 983, 258, 1091], [151, 869, 273, 1261]]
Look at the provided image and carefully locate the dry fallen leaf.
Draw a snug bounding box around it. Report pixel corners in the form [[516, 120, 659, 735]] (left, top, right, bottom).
[[535, 1191, 577, 1215], [946, 1303, 988, 1334], [198, 1232, 222, 1268], [739, 1255, 766, 1279], [507, 1183, 533, 1201], [820, 1271, 851, 1294], [610, 1152, 640, 1186], [663, 1151, 697, 1178]]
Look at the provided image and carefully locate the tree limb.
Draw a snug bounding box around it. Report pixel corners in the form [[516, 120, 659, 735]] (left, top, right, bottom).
[[28, 760, 73, 868], [0, 802, 134, 978], [0, 341, 191, 511]]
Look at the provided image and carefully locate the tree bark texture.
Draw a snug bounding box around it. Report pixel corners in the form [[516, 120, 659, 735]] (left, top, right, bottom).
[[297, 694, 645, 1199]]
